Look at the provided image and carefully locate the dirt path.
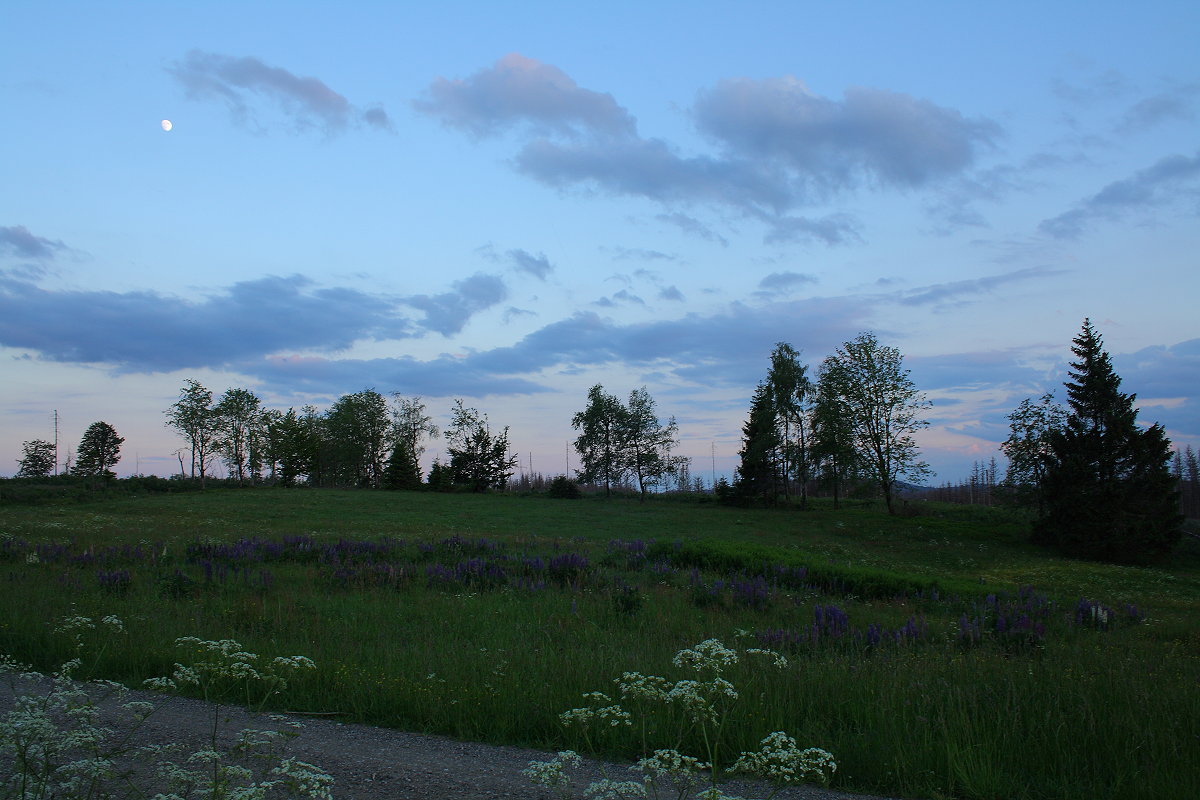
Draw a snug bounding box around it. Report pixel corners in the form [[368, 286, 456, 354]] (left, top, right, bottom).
[[2, 678, 904, 800]]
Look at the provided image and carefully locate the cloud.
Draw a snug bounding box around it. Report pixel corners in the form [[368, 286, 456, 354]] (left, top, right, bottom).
[[593, 289, 646, 308], [897, 266, 1066, 307], [469, 296, 868, 389], [1051, 70, 1128, 107], [413, 53, 635, 138], [0, 274, 410, 371], [656, 213, 729, 246], [402, 273, 507, 336], [506, 248, 554, 280], [516, 137, 792, 213], [1039, 150, 1200, 238], [418, 58, 993, 246], [250, 353, 551, 398], [502, 306, 537, 323], [694, 78, 999, 193], [1116, 338, 1200, 406], [756, 271, 817, 296], [658, 285, 685, 302], [608, 246, 677, 262], [906, 349, 1054, 392], [0, 225, 65, 260], [762, 213, 862, 245], [168, 50, 392, 134], [1115, 85, 1198, 134], [1122, 347, 1200, 437]]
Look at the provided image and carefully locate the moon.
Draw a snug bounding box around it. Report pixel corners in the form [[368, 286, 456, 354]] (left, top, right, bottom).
[[161, 119, 173, 132]]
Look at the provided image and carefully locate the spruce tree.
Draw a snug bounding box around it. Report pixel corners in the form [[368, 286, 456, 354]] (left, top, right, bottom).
[[1034, 320, 1182, 562], [733, 381, 782, 504]]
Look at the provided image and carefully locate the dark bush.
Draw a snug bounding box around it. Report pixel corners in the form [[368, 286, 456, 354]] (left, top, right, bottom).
[[546, 475, 582, 499]]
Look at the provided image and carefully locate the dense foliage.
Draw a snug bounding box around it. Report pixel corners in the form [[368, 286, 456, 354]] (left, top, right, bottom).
[[1033, 320, 1182, 562]]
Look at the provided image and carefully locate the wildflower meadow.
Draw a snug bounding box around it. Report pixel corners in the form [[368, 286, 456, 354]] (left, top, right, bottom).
[[1, 489, 1197, 800]]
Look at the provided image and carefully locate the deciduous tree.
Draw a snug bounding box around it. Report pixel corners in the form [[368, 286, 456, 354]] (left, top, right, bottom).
[[622, 387, 680, 500], [572, 384, 629, 497], [325, 390, 391, 487], [1000, 393, 1066, 513], [445, 400, 517, 492], [16, 439, 56, 478], [72, 422, 123, 479], [768, 342, 812, 506], [821, 332, 930, 514], [811, 359, 861, 508], [263, 408, 312, 487], [386, 395, 439, 490], [214, 387, 264, 485], [165, 380, 219, 487]]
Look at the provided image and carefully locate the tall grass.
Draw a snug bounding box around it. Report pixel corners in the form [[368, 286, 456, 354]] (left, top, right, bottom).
[[1, 489, 1197, 799]]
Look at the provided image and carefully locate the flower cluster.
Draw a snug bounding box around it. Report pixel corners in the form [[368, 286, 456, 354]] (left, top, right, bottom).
[[672, 639, 739, 674], [523, 750, 582, 789], [529, 638, 835, 800], [560, 692, 633, 728], [634, 747, 709, 793], [2, 616, 332, 800], [732, 732, 838, 788]]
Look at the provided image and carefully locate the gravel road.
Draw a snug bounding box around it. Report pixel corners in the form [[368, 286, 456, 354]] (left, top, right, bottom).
[[2, 677, 904, 800]]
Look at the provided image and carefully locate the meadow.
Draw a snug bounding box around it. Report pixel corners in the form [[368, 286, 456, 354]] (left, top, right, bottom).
[[1, 488, 1197, 800]]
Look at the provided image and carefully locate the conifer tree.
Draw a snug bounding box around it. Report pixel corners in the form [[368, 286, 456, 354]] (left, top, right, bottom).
[[733, 381, 782, 504], [1034, 319, 1181, 562]]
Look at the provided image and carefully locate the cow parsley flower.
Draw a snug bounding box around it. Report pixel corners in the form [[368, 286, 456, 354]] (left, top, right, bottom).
[[744, 648, 789, 669], [672, 639, 738, 673], [583, 778, 646, 799], [523, 750, 581, 788], [615, 671, 669, 702]]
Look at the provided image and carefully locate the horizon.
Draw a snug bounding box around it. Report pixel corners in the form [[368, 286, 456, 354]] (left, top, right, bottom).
[[3, 1, 1198, 483]]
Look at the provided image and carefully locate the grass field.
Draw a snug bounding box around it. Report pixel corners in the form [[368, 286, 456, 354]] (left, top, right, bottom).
[[1, 488, 1197, 800]]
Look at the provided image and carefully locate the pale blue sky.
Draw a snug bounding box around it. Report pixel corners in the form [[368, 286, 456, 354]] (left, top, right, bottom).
[[2, 1, 1198, 481]]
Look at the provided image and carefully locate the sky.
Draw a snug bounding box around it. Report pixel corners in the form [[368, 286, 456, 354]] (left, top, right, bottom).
[[2, 1, 1198, 484]]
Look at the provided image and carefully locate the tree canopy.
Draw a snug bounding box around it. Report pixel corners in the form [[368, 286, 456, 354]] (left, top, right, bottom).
[[819, 332, 930, 514], [445, 399, 517, 492], [16, 439, 56, 478], [72, 422, 123, 479], [571, 385, 679, 500]]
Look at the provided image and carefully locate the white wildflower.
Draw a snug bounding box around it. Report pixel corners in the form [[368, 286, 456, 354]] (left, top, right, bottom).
[[672, 639, 738, 673], [523, 750, 581, 788], [732, 731, 837, 787], [272, 758, 334, 799], [633, 748, 708, 785], [559, 707, 595, 726], [615, 671, 669, 702], [583, 778, 646, 799], [745, 648, 789, 669], [272, 655, 317, 672]]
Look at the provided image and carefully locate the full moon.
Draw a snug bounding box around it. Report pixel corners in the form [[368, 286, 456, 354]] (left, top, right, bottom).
[[161, 119, 172, 132]]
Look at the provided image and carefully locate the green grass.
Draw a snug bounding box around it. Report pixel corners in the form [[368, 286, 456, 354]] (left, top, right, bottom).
[[1, 488, 1197, 800]]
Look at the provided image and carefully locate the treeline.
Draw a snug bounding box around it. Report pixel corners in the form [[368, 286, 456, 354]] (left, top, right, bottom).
[[1171, 445, 1200, 518], [925, 453, 1198, 520], [164, 381, 471, 491]]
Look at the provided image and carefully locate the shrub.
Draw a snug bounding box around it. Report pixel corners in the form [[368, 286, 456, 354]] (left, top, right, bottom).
[[548, 476, 583, 499]]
